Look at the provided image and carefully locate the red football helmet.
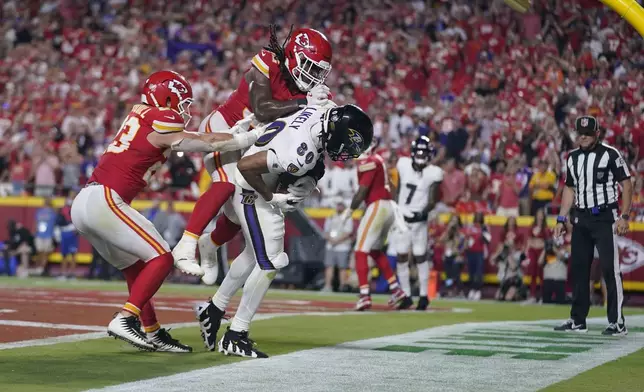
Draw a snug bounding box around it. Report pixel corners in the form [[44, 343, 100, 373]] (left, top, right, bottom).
[[284, 28, 332, 92], [141, 70, 193, 124]]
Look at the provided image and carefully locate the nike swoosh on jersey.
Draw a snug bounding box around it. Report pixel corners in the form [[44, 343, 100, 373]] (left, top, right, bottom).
[[297, 159, 304, 167], [164, 115, 177, 120]]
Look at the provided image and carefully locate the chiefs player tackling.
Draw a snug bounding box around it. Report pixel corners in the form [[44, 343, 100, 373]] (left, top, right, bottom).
[[71, 71, 260, 352], [172, 26, 333, 280], [341, 142, 411, 311]]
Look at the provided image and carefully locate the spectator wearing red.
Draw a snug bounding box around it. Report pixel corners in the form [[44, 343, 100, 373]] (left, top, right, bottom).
[[525, 208, 550, 301], [496, 161, 522, 217]]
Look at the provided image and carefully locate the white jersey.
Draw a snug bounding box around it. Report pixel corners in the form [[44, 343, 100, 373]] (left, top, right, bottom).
[[234, 106, 324, 192], [396, 156, 443, 214]]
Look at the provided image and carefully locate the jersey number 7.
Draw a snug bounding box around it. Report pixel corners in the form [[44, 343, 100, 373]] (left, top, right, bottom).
[[405, 183, 417, 204]]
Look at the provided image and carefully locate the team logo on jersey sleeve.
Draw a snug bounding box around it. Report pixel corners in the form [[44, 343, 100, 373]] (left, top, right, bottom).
[[287, 163, 300, 174]]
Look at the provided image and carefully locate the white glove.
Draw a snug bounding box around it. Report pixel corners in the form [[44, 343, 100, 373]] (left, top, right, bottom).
[[392, 203, 410, 234], [267, 193, 304, 212], [229, 115, 256, 135], [306, 84, 330, 107], [287, 176, 317, 198], [339, 208, 353, 223], [319, 99, 337, 110]]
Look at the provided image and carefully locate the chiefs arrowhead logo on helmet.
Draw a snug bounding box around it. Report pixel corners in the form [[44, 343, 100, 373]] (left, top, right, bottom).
[[141, 70, 194, 125], [294, 33, 310, 48]]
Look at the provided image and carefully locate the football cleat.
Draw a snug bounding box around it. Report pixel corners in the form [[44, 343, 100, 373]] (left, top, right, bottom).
[[107, 314, 155, 351], [602, 323, 627, 336], [387, 288, 408, 307], [355, 294, 372, 311], [416, 296, 430, 311], [198, 234, 219, 285], [172, 237, 204, 277], [147, 328, 192, 353], [218, 327, 268, 358], [397, 296, 413, 310], [195, 300, 226, 351], [554, 319, 588, 333]]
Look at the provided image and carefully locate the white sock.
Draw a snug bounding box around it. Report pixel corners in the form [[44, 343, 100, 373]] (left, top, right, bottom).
[[230, 265, 274, 332], [397, 262, 411, 296], [417, 261, 429, 297], [212, 250, 255, 311]]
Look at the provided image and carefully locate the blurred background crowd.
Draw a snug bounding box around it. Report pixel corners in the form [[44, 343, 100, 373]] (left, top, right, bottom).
[[0, 0, 642, 218], [0, 0, 642, 302]]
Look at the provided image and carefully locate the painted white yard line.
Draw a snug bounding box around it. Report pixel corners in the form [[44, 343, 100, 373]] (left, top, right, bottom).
[[0, 309, 16, 313], [0, 320, 104, 331], [1, 297, 192, 312]]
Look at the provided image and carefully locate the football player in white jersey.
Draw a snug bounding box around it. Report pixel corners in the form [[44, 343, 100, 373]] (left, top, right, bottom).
[[195, 104, 373, 358], [393, 136, 443, 310]]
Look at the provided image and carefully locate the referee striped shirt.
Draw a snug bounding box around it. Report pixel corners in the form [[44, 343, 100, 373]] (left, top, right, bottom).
[[565, 143, 631, 209]]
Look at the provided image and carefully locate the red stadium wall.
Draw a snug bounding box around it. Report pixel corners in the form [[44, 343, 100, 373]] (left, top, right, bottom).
[[3, 198, 644, 291]]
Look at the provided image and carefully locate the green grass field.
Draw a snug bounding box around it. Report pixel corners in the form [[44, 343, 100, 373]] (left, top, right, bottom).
[[0, 278, 643, 392]]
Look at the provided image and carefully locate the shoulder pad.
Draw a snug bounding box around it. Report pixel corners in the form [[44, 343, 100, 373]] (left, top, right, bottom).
[[358, 161, 377, 172], [252, 50, 278, 79], [149, 108, 184, 134]]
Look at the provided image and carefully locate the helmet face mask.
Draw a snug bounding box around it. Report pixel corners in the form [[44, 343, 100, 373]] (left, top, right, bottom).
[[323, 105, 373, 162], [291, 52, 331, 91]]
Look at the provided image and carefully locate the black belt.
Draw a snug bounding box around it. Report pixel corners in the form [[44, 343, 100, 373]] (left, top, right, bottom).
[[575, 203, 618, 215]]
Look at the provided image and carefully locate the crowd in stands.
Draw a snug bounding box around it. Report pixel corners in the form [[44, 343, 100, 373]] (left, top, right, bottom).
[[0, 0, 643, 219]]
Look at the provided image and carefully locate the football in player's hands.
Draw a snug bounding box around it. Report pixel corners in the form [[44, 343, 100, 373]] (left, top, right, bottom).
[[275, 173, 299, 194]]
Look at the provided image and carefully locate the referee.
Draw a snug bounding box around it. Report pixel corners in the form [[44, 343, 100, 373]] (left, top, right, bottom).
[[554, 115, 632, 336]]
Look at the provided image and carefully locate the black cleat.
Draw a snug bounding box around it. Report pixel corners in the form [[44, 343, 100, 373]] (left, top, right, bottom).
[[416, 296, 430, 311], [107, 314, 155, 351], [195, 300, 226, 351], [602, 323, 627, 336], [218, 327, 268, 358], [148, 328, 192, 353], [397, 296, 413, 310], [554, 319, 588, 333]]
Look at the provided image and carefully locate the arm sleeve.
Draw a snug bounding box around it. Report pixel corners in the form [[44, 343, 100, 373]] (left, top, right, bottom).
[[609, 150, 631, 182]]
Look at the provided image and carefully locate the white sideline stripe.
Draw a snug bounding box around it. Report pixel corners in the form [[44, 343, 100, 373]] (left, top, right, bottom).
[[3, 297, 192, 312], [0, 309, 16, 313], [0, 320, 104, 331], [0, 312, 351, 351]]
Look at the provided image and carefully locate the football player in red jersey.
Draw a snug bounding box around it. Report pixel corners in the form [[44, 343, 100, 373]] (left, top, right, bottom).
[[340, 142, 410, 311], [173, 25, 333, 280], [71, 70, 261, 352]]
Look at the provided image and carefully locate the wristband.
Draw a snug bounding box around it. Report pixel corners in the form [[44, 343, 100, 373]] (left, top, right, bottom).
[[556, 215, 567, 224], [621, 214, 630, 220]]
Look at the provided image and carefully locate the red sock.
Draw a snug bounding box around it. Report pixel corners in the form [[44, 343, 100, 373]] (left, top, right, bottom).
[[370, 250, 400, 290], [122, 253, 173, 318], [122, 261, 160, 332], [184, 182, 235, 236], [355, 251, 370, 295], [210, 214, 241, 246]]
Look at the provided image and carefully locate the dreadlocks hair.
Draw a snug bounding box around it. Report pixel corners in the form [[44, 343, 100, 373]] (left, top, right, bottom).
[[263, 24, 295, 81]]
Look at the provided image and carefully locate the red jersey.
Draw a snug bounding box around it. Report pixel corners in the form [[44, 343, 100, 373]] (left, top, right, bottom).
[[217, 49, 307, 127], [356, 153, 392, 206], [89, 104, 183, 204]]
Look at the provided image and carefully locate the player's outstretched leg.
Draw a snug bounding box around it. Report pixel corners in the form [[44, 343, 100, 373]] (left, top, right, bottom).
[[416, 260, 431, 311], [196, 248, 255, 351], [173, 182, 235, 276], [217, 253, 289, 358], [120, 260, 190, 352], [199, 214, 241, 286], [107, 253, 173, 350], [354, 251, 372, 311], [370, 250, 409, 308]]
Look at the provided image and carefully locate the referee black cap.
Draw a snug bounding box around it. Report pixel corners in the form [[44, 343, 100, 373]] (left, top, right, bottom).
[[575, 116, 599, 135]]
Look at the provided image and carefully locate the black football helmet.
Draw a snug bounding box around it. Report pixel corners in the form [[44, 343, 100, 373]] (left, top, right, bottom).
[[411, 135, 434, 170], [322, 104, 373, 161]]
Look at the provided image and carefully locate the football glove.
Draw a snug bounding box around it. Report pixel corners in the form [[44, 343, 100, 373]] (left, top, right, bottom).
[[305, 84, 330, 107], [287, 176, 317, 199], [268, 193, 304, 212]]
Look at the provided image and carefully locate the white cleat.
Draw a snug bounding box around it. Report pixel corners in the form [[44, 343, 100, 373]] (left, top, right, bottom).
[[172, 237, 204, 277], [199, 234, 219, 285]]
